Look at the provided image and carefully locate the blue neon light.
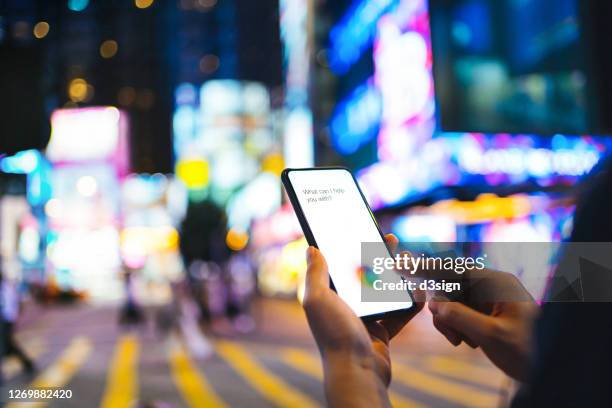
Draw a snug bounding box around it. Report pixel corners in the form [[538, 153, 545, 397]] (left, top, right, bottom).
[[330, 82, 382, 155], [328, 0, 398, 74], [68, 0, 89, 12], [0, 149, 52, 206], [0, 149, 39, 174]]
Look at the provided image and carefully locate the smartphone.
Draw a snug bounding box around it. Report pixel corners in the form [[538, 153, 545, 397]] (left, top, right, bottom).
[[282, 167, 414, 320]]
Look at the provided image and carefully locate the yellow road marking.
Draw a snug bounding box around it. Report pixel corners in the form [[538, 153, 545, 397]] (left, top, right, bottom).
[[169, 340, 227, 408], [279, 348, 322, 378], [6, 336, 92, 408], [215, 340, 320, 408], [99, 334, 139, 408], [393, 361, 499, 407], [424, 356, 505, 389], [280, 348, 425, 408]]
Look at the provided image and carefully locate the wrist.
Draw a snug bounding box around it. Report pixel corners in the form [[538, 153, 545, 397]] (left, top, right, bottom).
[[322, 350, 391, 408], [324, 348, 377, 375]]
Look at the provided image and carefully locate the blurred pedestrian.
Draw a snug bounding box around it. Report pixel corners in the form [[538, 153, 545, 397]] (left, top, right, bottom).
[[225, 251, 256, 333], [118, 265, 145, 326], [0, 264, 35, 377], [179, 200, 238, 328]]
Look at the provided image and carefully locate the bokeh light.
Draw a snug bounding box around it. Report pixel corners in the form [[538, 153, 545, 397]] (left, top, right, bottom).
[[33, 21, 50, 39], [135, 0, 155, 9], [118, 86, 137, 106], [261, 152, 284, 176], [13, 21, 30, 39], [226, 229, 249, 251], [68, 0, 89, 12], [199, 54, 220, 74], [45, 198, 62, 219], [68, 78, 88, 102], [76, 176, 98, 197], [100, 40, 118, 59], [176, 158, 209, 189], [195, 0, 217, 11]]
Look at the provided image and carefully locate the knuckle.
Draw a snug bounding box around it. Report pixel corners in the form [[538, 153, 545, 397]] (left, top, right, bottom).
[[441, 304, 458, 321], [499, 271, 519, 285]]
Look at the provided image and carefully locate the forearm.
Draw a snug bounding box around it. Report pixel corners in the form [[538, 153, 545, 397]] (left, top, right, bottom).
[[322, 351, 392, 408]]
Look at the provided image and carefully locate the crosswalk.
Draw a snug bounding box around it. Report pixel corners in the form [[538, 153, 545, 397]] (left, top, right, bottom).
[[2, 334, 508, 408], [393, 361, 499, 407], [215, 340, 320, 408], [5, 336, 92, 408], [2, 338, 46, 380], [99, 334, 139, 408], [169, 338, 227, 408], [279, 347, 425, 408]]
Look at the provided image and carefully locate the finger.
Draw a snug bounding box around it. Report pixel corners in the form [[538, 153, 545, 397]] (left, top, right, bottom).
[[366, 320, 390, 344], [365, 321, 392, 385], [305, 247, 329, 292], [430, 298, 477, 347], [397, 254, 427, 311], [395, 251, 428, 283], [384, 233, 399, 255], [463, 336, 478, 348], [378, 289, 425, 339], [432, 315, 462, 346], [379, 314, 412, 339], [429, 299, 494, 346]]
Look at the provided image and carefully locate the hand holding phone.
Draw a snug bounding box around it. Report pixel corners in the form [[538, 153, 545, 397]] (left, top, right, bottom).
[[282, 167, 415, 320], [303, 242, 418, 406]]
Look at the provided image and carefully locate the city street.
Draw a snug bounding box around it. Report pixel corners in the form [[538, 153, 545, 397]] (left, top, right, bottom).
[[2, 298, 510, 408], [1, 0, 611, 406]]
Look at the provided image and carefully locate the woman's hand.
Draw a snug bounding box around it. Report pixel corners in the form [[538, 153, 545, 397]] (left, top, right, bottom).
[[302, 234, 423, 407], [428, 270, 539, 381]]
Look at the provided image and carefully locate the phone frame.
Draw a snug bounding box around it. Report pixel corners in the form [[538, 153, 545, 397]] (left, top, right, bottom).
[[281, 166, 415, 321]]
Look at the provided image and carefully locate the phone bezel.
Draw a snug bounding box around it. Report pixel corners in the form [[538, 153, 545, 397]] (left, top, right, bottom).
[[281, 166, 415, 321]]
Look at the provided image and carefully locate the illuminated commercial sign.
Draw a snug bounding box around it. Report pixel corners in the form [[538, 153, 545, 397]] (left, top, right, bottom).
[[47, 107, 127, 164], [330, 82, 382, 155], [280, 0, 314, 167], [328, 0, 399, 74]]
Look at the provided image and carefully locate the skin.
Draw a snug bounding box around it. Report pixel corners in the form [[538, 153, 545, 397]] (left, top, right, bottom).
[[428, 270, 540, 381], [302, 234, 423, 408], [303, 234, 540, 407]]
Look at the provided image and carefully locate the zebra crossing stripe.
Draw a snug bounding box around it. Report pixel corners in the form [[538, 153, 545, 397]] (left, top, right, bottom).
[[279, 347, 425, 408], [215, 340, 320, 408], [6, 336, 92, 408], [424, 356, 506, 389], [2, 337, 46, 380], [99, 334, 139, 408], [393, 361, 499, 407], [169, 339, 227, 408]]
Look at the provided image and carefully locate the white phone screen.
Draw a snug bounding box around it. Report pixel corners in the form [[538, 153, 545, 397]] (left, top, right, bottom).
[[288, 168, 413, 317]]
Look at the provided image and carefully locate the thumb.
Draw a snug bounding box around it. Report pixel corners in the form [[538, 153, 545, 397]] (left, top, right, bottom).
[[384, 233, 399, 254], [305, 246, 329, 292], [429, 300, 494, 345]]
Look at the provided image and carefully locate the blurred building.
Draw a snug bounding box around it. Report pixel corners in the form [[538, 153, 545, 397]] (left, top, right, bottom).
[[0, 0, 287, 301], [0, 0, 282, 173]]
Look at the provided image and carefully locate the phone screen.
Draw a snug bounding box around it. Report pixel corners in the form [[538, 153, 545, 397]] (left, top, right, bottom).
[[286, 168, 413, 318]]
